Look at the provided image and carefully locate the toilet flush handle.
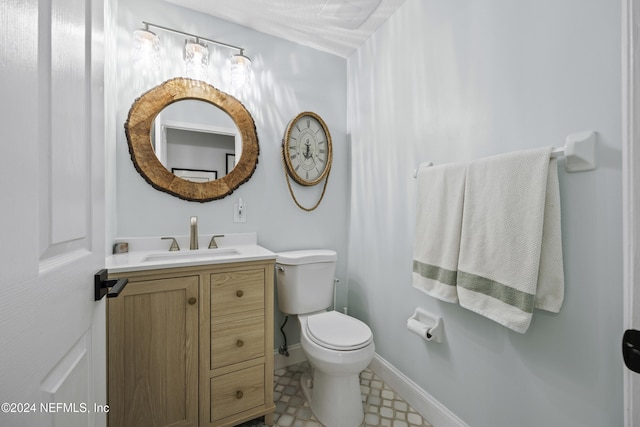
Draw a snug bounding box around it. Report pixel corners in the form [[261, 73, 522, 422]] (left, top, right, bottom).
[[275, 265, 284, 272]]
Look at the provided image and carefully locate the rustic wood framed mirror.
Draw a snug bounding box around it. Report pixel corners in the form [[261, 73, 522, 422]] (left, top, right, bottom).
[[125, 77, 259, 202]]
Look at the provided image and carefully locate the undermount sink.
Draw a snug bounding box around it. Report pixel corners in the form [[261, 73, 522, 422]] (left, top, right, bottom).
[[106, 233, 276, 273], [141, 248, 241, 263]]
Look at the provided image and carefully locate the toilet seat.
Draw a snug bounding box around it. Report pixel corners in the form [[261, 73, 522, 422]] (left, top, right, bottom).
[[305, 311, 373, 351]]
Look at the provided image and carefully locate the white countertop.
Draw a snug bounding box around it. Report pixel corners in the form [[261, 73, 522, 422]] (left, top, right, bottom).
[[105, 232, 276, 273]]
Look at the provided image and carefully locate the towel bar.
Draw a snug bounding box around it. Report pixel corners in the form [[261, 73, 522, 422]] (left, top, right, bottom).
[[413, 130, 596, 177]]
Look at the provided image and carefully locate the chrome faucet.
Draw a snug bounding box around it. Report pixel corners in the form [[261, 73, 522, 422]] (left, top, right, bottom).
[[190, 216, 198, 250]]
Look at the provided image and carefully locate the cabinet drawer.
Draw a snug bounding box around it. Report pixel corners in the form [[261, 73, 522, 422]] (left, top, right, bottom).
[[210, 269, 264, 318], [210, 364, 264, 422], [211, 315, 264, 369]]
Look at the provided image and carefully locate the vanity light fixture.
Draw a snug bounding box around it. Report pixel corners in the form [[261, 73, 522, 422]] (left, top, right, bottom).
[[136, 21, 252, 86], [230, 50, 252, 88], [133, 23, 160, 72], [184, 39, 209, 81]]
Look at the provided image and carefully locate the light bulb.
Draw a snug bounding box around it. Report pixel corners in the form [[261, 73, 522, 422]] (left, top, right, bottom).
[[185, 40, 209, 81], [133, 29, 160, 72], [230, 52, 251, 88]]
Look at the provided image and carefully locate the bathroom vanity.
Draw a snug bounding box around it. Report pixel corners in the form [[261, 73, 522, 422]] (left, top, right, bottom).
[[105, 234, 275, 427]]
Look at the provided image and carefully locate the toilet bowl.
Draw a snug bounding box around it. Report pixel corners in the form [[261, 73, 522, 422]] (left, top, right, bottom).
[[298, 311, 375, 427], [275, 250, 375, 427]]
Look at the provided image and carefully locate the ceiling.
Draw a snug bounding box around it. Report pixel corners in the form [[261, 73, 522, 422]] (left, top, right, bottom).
[[164, 0, 407, 58]]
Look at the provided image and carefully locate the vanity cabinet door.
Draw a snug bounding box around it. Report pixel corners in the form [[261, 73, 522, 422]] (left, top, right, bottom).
[[108, 274, 199, 427]]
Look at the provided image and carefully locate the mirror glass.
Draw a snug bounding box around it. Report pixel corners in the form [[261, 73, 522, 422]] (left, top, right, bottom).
[[125, 78, 259, 202], [151, 100, 241, 182]]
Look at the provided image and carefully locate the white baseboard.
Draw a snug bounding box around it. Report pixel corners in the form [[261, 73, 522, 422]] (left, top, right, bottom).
[[368, 353, 469, 427], [272, 347, 467, 427], [273, 343, 307, 370]]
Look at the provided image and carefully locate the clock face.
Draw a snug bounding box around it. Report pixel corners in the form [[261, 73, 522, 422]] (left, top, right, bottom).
[[284, 112, 332, 186]]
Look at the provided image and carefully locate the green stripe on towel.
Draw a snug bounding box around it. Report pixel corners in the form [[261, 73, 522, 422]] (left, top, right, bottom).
[[413, 260, 458, 287], [457, 271, 535, 313]]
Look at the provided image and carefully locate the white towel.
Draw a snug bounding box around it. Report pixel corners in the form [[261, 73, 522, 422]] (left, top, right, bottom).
[[412, 162, 466, 303], [456, 147, 564, 333]]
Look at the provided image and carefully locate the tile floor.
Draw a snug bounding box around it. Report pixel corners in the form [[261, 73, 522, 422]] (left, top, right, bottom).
[[239, 362, 432, 427]]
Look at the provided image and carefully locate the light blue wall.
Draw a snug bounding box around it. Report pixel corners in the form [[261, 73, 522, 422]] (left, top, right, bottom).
[[110, 0, 348, 347], [346, 0, 622, 426], [110, 0, 625, 424]]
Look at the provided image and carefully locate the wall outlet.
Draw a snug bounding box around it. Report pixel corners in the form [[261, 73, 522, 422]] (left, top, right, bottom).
[[234, 197, 246, 223]]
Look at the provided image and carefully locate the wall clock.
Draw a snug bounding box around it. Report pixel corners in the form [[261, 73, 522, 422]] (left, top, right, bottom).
[[281, 111, 333, 211]]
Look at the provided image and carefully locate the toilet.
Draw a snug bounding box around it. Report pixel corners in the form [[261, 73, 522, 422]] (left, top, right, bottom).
[[275, 249, 375, 427]]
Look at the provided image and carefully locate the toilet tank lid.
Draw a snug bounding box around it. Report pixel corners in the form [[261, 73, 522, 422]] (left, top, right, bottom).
[[276, 249, 337, 265]]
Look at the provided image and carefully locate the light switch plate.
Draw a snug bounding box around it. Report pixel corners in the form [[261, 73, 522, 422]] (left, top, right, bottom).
[[234, 198, 246, 223]]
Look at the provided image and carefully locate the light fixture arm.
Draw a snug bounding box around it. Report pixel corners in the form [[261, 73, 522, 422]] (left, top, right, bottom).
[[142, 21, 245, 54]]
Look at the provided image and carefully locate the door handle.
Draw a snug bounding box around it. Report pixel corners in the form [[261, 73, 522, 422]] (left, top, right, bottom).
[[94, 269, 129, 301], [623, 329, 640, 373]]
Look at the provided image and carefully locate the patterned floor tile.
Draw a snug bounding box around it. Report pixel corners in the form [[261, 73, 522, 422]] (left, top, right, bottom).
[[238, 362, 432, 427]]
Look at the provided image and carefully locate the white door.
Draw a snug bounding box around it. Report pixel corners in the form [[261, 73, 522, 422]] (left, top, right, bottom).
[[0, 0, 106, 427], [623, 1, 640, 425]]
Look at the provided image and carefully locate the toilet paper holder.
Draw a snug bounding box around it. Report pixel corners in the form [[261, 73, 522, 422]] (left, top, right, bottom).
[[407, 308, 443, 343]]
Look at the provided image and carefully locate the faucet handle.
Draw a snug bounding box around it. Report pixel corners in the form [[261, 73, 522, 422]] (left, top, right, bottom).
[[161, 237, 180, 251], [208, 234, 225, 249]]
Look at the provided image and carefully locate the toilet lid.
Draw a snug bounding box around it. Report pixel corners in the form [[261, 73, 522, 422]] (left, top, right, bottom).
[[306, 311, 373, 351]]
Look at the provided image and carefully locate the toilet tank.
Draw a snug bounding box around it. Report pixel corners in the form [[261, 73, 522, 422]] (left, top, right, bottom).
[[275, 250, 337, 315]]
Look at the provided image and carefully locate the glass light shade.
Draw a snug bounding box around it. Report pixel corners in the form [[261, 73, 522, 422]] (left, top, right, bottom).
[[133, 29, 160, 72], [230, 53, 252, 88], [184, 41, 209, 81]]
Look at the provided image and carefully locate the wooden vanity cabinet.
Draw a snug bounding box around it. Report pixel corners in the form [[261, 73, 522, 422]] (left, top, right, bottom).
[[107, 272, 199, 427], [107, 259, 275, 427]]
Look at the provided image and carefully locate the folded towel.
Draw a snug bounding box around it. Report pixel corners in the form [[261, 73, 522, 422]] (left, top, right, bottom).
[[533, 156, 565, 312], [456, 147, 564, 333], [412, 162, 467, 303]]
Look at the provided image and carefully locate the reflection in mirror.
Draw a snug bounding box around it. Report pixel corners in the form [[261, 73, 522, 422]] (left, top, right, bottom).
[[151, 100, 241, 182], [125, 78, 259, 202]]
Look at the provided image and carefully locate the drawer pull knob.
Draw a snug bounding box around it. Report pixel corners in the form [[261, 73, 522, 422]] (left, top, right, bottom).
[[236, 290, 244, 298], [236, 339, 244, 347], [188, 297, 197, 305], [236, 390, 244, 399]]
